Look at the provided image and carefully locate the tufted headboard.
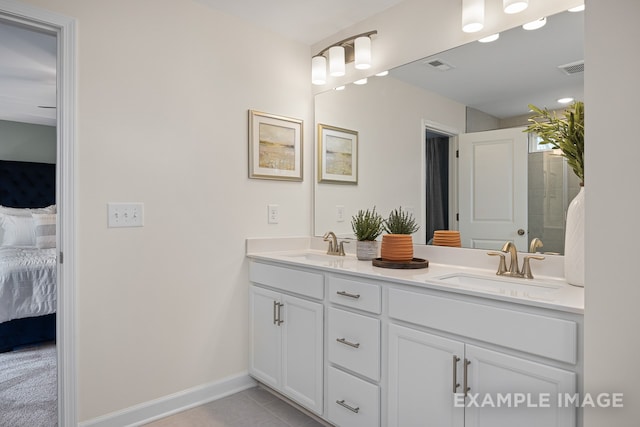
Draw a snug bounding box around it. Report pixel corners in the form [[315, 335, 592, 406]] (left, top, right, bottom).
[[0, 160, 56, 208]]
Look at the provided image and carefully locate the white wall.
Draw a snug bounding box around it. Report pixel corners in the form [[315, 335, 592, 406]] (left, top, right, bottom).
[[19, 0, 312, 422], [0, 119, 56, 163], [584, 0, 640, 425], [314, 76, 465, 240]]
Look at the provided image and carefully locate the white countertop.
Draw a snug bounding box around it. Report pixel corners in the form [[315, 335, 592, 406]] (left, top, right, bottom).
[[246, 238, 584, 314]]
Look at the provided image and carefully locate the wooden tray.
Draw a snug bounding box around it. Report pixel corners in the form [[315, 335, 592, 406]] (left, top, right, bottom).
[[372, 257, 429, 269]]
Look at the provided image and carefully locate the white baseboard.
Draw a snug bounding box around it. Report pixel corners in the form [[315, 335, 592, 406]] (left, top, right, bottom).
[[79, 372, 257, 427]]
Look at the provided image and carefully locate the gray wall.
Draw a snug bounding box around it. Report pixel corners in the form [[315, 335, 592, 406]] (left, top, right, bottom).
[[0, 119, 56, 163]]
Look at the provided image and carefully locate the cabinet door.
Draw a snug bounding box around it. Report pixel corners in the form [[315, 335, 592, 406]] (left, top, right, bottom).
[[249, 286, 281, 389], [464, 344, 576, 427], [388, 324, 465, 427], [281, 294, 324, 415]]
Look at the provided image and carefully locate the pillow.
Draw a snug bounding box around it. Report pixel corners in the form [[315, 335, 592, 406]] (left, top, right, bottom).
[[32, 213, 57, 249], [0, 213, 37, 247]]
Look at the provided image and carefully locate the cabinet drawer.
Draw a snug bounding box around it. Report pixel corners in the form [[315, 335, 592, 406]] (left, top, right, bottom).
[[329, 276, 381, 314], [328, 367, 379, 427], [388, 288, 577, 364], [249, 261, 324, 300], [328, 307, 380, 381]]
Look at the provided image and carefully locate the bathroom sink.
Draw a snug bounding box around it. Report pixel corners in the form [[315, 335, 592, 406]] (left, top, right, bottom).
[[433, 273, 562, 300], [280, 251, 358, 267]]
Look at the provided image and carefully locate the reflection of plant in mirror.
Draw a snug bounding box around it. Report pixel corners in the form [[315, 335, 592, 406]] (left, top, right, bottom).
[[525, 101, 584, 185], [384, 207, 419, 235], [351, 207, 385, 241]]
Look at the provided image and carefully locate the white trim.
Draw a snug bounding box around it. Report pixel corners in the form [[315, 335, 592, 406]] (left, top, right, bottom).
[[78, 373, 257, 427], [0, 2, 77, 427]]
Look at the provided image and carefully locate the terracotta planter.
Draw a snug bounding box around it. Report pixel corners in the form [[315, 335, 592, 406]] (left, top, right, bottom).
[[380, 234, 414, 262], [356, 240, 379, 260]]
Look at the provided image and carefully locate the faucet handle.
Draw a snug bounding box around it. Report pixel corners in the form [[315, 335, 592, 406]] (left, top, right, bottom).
[[522, 255, 545, 279], [338, 240, 350, 256], [487, 251, 508, 276]]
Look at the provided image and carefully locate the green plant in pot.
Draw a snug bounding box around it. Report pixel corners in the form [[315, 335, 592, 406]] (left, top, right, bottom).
[[351, 207, 385, 260], [525, 101, 585, 287], [381, 207, 419, 262]]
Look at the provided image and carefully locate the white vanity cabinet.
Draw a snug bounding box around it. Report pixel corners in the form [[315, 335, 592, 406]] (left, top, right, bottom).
[[248, 262, 324, 415], [387, 288, 578, 427]]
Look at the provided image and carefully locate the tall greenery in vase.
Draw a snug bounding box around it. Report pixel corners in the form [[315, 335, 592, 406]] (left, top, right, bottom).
[[384, 207, 419, 235], [525, 101, 584, 185], [351, 207, 385, 241]]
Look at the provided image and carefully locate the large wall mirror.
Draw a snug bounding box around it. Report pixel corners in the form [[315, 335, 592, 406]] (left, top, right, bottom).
[[314, 9, 583, 255]]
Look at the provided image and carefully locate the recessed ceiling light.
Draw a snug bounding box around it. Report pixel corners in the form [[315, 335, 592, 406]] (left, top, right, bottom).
[[354, 78, 368, 85], [478, 33, 500, 43], [522, 17, 547, 30], [558, 97, 574, 104], [375, 70, 389, 77], [334, 86, 346, 91]]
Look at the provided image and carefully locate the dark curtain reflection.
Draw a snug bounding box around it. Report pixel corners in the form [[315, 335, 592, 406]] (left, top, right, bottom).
[[425, 132, 449, 243]]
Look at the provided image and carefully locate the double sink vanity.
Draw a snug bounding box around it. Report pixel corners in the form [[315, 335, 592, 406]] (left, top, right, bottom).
[[246, 237, 584, 427]]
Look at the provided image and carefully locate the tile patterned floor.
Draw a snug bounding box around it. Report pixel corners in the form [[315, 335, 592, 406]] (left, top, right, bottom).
[[144, 386, 329, 427]]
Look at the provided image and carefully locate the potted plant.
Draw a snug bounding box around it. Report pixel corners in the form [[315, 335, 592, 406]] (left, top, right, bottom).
[[381, 207, 419, 262], [525, 101, 585, 287], [351, 207, 385, 260]]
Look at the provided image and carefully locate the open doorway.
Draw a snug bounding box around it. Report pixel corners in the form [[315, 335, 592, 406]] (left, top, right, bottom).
[[0, 4, 76, 425], [0, 17, 58, 427]]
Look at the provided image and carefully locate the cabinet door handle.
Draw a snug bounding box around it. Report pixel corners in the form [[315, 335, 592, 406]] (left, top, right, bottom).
[[273, 300, 278, 325], [463, 358, 471, 397], [452, 355, 461, 393], [276, 302, 284, 325], [336, 337, 360, 348], [337, 290, 361, 299], [336, 399, 360, 413]]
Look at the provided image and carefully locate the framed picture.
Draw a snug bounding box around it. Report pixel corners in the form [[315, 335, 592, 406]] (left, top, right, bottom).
[[318, 124, 358, 184], [249, 110, 303, 181]]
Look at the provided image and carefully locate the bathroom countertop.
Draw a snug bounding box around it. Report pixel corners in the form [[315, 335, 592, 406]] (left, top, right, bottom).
[[247, 246, 584, 315]]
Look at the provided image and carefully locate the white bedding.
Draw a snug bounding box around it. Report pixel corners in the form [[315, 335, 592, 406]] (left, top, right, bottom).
[[0, 247, 57, 324]]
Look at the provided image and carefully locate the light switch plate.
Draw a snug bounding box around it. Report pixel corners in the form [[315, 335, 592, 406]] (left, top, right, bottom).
[[336, 205, 345, 222], [108, 203, 144, 228], [268, 204, 279, 224]]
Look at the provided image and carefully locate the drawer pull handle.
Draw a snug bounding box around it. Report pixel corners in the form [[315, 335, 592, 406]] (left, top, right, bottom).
[[336, 338, 360, 348], [337, 290, 361, 299], [336, 399, 360, 413], [276, 302, 284, 326], [452, 355, 460, 393]]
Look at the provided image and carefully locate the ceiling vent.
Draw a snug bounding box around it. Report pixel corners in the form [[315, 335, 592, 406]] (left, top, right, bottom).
[[558, 60, 584, 75], [424, 58, 455, 71]]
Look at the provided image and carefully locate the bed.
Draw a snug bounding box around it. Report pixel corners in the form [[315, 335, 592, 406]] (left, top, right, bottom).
[[0, 159, 57, 353]]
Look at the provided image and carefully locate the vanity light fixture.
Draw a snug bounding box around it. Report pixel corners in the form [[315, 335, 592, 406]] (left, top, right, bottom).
[[503, 0, 528, 14], [462, 0, 484, 33], [522, 17, 547, 30], [311, 30, 377, 85], [478, 33, 500, 43]]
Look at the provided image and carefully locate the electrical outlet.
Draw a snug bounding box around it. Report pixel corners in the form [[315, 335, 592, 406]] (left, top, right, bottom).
[[108, 203, 144, 228], [268, 204, 279, 224], [336, 205, 345, 222]]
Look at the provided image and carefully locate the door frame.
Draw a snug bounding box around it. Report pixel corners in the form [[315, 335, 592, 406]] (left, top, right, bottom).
[[421, 119, 460, 244], [0, 2, 77, 426]]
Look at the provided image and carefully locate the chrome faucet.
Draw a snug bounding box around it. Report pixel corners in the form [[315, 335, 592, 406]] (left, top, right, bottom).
[[323, 231, 346, 256]]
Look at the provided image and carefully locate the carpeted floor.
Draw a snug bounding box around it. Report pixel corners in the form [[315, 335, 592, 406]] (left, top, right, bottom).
[[0, 342, 57, 427]]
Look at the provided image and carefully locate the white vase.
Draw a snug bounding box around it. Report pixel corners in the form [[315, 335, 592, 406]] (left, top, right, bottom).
[[564, 186, 585, 287], [356, 240, 379, 260]]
